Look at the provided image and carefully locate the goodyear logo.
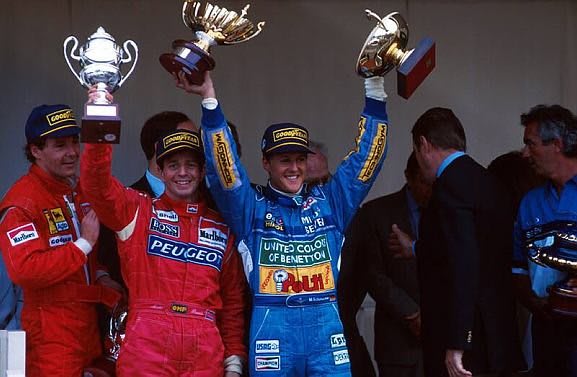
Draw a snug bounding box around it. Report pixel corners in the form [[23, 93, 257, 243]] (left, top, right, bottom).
[[170, 304, 188, 314], [358, 123, 387, 182], [212, 131, 236, 189], [162, 132, 200, 148], [46, 109, 75, 126], [272, 128, 308, 142], [147, 235, 224, 271]]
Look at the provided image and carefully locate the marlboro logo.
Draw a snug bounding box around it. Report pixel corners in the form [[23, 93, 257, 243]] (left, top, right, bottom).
[[7, 223, 39, 246]]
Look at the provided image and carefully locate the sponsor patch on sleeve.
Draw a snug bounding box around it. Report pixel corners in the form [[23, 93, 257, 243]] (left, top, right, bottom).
[[48, 234, 73, 247], [358, 123, 387, 182], [333, 349, 350, 365], [330, 333, 347, 348], [255, 340, 280, 354], [255, 356, 281, 371], [211, 130, 238, 189], [7, 223, 39, 246]]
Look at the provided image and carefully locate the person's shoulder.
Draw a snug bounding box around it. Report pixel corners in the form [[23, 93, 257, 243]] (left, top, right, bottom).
[[361, 188, 405, 212]]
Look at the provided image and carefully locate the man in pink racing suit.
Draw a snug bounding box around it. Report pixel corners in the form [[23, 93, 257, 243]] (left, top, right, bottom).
[[81, 128, 247, 376]]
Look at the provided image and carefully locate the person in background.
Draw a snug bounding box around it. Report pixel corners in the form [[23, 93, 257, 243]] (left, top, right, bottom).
[[0, 252, 23, 330], [339, 152, 431, 377], [0, 104, 122, 376], [512, 104, 577, 377], [305, 140, 331, 185], [392, 107, 524, 377]]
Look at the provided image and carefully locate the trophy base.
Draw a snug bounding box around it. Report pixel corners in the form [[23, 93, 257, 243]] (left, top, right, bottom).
[[81, 103, 121, 144], [548, 278, 577, 317], [159, 40, 215, 85], [397, 38, 436, 99]]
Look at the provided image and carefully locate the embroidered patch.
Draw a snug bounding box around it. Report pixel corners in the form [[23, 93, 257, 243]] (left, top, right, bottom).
[[333, 349, 350, 365], [49, 234, 73, 247], [331, 333, 347, 348], [147, 235, 224, 270], [198, 218, 228, 250], [155, 210, 179, 222], [255, 356, 280, 371], [7, 223, 39, 246], [255, 340, 280, 354], [149, 218, 180, 238]]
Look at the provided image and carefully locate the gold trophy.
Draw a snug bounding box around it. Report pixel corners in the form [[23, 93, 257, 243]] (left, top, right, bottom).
[[356, 10, 435, 99], [160, 1, 265, 84]]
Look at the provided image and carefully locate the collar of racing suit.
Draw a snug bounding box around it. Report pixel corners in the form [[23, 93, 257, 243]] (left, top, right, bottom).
[[29, 163, 77, 195], [263, 182, 310, 208], [157, 192, 207, 217]]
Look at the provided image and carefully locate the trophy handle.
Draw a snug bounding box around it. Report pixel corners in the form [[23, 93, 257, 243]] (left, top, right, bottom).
[[63, 36, 84, 86], [222, 21, 265, 45], [118, 39, 139, 88]]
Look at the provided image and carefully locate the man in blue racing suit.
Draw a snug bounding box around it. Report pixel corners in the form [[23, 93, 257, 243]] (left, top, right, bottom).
[[175, 71, 389, 376]]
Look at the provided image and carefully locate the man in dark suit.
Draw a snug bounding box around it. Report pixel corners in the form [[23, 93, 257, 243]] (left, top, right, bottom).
[[339, 153, 431, 377], [393, 108, 524, 377]]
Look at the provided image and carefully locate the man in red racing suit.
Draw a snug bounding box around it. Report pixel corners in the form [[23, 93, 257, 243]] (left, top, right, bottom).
[[0, 104, 121, 376], [81, 128, 247, 376]]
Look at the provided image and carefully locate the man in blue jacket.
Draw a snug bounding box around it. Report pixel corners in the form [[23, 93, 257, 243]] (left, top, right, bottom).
[[175, 71, 389, 376]]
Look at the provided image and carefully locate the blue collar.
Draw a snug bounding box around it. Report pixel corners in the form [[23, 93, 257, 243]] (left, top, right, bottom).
[[146, 169, 165, 198], [437, 151, 465, 178]]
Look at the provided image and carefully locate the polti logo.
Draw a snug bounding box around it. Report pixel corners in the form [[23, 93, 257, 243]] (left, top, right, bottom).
[[255, 356, 280, 371], [7, 223, 39, 246], [255, 340, 280, 354]]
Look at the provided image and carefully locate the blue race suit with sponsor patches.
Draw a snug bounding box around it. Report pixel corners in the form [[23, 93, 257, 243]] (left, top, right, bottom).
[[201, 97, 388, 376]]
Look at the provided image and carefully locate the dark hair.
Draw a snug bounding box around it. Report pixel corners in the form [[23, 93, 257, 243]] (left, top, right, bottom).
[[404, 151, 419, 177], [140, 111, 193, 160], [411, 107, 466, 152], [488, 150, 546, 211], [520, 104, 577, 157], [24, 137, 47, 163]]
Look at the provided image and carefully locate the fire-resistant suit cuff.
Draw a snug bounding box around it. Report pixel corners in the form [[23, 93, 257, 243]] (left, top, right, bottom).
[[224, 355, 243, 374], [74, 237, 93, 255], [201, 97, 219, 110]]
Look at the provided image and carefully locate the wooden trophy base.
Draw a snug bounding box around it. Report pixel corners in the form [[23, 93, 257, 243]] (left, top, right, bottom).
[[81, 103, 121, 144], [159, 40, 216, 85], [397, 38, 436, 99]]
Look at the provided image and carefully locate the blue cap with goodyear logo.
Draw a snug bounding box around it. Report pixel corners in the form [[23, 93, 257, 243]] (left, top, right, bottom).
[[156, 129, 203, 163], [261, 122, 315, 155], [25, 104, 80, 143]]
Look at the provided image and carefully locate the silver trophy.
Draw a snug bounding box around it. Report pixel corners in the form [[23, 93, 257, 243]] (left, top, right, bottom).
[[356, 10, 435, 99], [64, 27, 138, 143]]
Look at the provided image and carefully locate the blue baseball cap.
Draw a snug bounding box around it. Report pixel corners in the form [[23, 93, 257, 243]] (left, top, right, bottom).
[[25, 104, 80, 143], [261, 122, 315, 155]]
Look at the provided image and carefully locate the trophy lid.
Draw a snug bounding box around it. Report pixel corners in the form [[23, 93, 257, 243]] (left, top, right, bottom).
[[88, 27, 117, 42]]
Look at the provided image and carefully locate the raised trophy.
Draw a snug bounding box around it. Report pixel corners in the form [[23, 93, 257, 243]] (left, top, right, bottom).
[[159, 1, 265, 85], [356, 10, 435, 99], [527, 222, 577, 316], [64, 27, 138, 143]]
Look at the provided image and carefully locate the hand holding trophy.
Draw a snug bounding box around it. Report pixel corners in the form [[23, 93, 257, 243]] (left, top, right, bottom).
[[64, 27, 138, 143], [356, 10, 435, 99], [160, 0, 265, 85]]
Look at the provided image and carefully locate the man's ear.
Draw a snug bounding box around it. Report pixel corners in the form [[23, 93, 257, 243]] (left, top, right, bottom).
[[30, 144, 42, 160], [418, 135, 431, 153], [262, 155, 271, 174], [552, 137, 564, 153]]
